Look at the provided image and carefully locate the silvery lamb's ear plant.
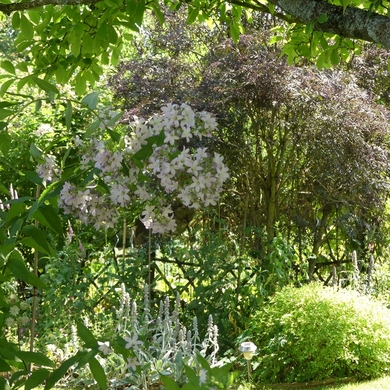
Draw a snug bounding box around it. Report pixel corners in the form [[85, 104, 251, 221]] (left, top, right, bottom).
[[62, 283, 229, 389]]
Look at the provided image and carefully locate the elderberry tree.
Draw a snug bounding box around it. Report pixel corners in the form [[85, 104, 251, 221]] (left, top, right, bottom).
[[36, 102, 229, 234]]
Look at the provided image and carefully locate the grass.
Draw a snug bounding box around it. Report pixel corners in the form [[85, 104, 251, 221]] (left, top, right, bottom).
[[34, 376, 390, 390], [257, 376, 390, 390]]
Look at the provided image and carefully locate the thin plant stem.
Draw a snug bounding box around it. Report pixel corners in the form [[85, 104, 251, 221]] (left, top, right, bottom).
[[29, 185, 40, 371], [122, 218, 126, 274], [148, 228, 152, 301]]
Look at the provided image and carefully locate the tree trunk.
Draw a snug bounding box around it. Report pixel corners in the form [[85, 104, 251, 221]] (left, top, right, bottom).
[[309, 203, 333, 280]]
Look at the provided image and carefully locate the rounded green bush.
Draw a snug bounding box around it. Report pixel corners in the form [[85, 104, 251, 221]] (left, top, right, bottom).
[[251, 283, 390, 384]]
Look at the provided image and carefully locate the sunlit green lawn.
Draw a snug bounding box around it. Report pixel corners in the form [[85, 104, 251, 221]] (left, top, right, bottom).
[[258, 376, 390, 390], [34, 376, 390, 390]]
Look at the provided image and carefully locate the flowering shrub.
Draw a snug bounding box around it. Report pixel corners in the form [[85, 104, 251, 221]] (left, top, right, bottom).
[[36, 103, 229, 233]]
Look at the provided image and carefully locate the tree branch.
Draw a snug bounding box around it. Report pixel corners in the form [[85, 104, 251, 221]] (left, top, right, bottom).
[[0, 0, 99, 15], [269, 0, 390, 48], [1, 0, 390, 49]]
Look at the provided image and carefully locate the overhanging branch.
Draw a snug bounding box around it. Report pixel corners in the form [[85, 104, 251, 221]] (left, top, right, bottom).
[[0, 0, 99, 15], [268, 0, 390, 48]]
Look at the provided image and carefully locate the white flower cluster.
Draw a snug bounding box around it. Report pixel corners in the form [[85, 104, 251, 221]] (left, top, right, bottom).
[[38, 103, 229, 234], [36, 155, 61, 186], [4, 293, 30, 329]]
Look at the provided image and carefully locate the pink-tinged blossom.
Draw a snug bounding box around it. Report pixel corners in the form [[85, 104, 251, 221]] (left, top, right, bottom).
[[164, 129, 180, 145], [110, 151, 124, 170], [159, 176, 178, 193], [135, 185, 151, 201], [53, 104, 228, 234], [110, 183, 130, 207], [191, 176, 206, 193], [194, 147, 208, 161], [203, 172, 217, 188], [180, 126, 192, 143], [74, 135, 83, 147], [94, 150, 111, 172], [200, 111, 218, 131], [185, 159, 203, 176], [172, 148, 191, 170], [213, 152, 225, 167], [204, 194, 218, 207], [178, 188, 193, 207], [36, 155, 60, 185], [216, 166, 230, 183], [180, 103, 196, 128], [161, 103, 182, 127], [148, 156, 161, 174], [160, 205, 174, 218], [161, 162, 176, 176]]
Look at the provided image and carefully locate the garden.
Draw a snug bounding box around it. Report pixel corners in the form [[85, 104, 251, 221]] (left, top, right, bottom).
[[2, 1, 390, 389]]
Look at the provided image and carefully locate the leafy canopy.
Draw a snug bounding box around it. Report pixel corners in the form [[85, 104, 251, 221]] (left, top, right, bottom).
[[1, 0, 390, 96]]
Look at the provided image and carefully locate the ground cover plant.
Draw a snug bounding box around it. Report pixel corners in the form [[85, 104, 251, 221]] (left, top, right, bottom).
[[249, 283, 390, 384]]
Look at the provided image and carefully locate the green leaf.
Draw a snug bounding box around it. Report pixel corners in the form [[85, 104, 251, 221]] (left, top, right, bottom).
[[0, 358, 11, 372], [89, 357, 107, 390], [134, 0, 145, 27], [0, 377, 10, 390], [5, 202, 26, 224], [24, 171, 43, 186], [15, 62, 28, 72], [81, 92, 100, 109], [187, 6, 200, 24], [65, 100, 72, 130], [7, 249, 47, 289], [76, 349, 98, 368], [33, 203, 63, 236], [0, 132, 11, 156], [12, 12, 20, 29], [341, 0, 351, 12], [0, 79, 15, 97], [106, 111, 123, 127], [21, 225, 56, 256], [111, 46, 121, 66], [75, 73, 87, 96], [24, 368, 50, 390], [1, 61, 15, 75], [316, 51, 326, 69], [107, 129, 121, 143], [0, 107, 14, 120], [132, 144, 153, 161], [330, 47, 340, 65], [27, 10, 41, 25], [318, 13, 328, 23], [31, 76, 59, 95], [183, 364, 199, 385], [14, 351, 55, 368], [229, 22, 240, 42], [85, 120, 100, 137], [76, 321, 97, 348], [150, 2, 164, 24], [20, 15, 34, 40], [71, 34, 81, 57], [44, 352, 86, 389], [17, 76, 29, 91], [30, 143, 43, 159], [160, 375, 181, 390]]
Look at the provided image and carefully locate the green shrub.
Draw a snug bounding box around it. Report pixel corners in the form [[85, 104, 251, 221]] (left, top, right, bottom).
[[250, 283, 390, 383]]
